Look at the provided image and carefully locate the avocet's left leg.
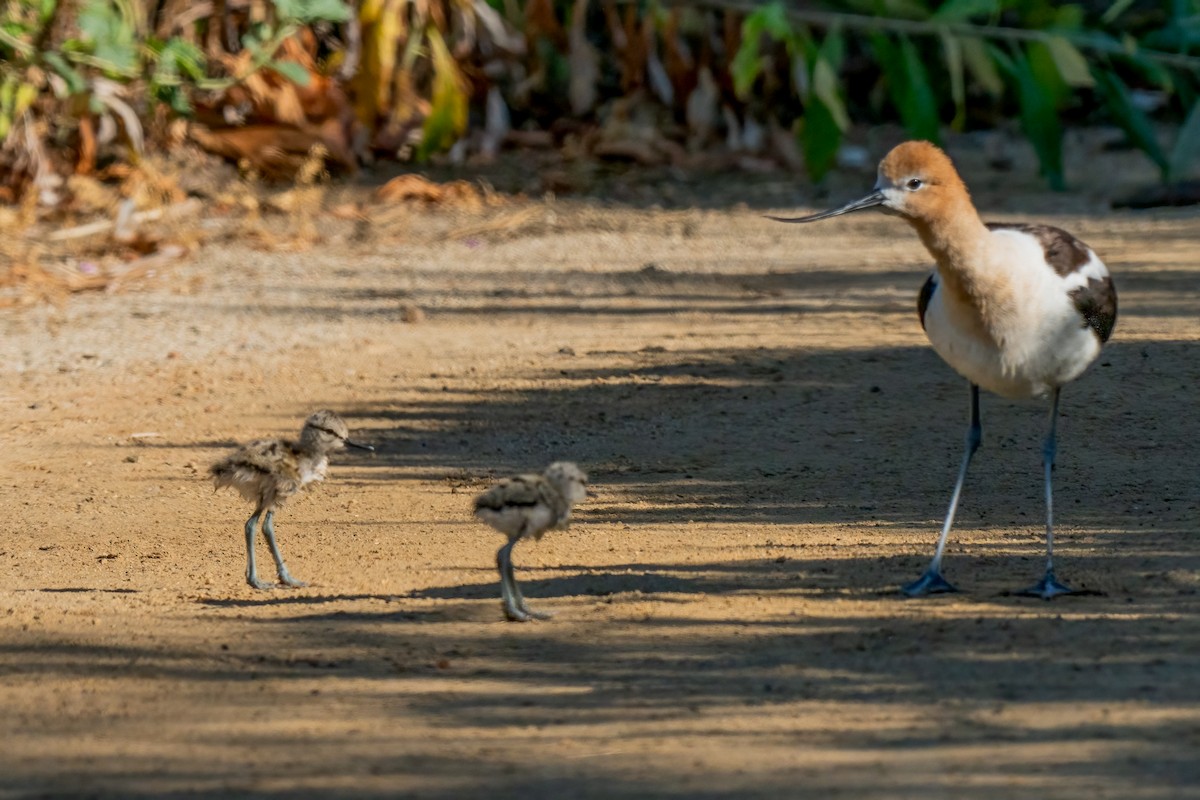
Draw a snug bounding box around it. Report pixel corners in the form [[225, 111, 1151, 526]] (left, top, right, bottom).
[[1019, 388, 1074, 599], [902, 383, 980, 597]]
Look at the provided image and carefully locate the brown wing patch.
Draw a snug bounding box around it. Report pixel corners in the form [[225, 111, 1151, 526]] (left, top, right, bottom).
[[1069, 276, 1118, 343], [986, 223, 1090, 276], [474, 475, 541, 511]]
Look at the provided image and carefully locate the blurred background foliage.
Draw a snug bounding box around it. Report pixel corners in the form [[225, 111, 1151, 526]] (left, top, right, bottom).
[[4, 0, 1200, 204]]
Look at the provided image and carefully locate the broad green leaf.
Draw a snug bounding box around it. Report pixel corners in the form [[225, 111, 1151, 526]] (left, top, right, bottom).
[[273, 0, 351, 23], [1094, 68, 1168, 179], [871, 33, 939, 142], [817, 26, 844, 67], [960, 36, 1004, 96], [77, 0, 139, 76], [269, 59, 312, 86], [37, 0, 58, 24], [42, 51, 86, 95], [1026, 41, 1069, 106], [1045, 36, 1094, 88], [160, 38, 206, 81], [1168, 97, 1200, 180], [931, 0, 999, 23], [799, 95, 842, 181], [812, 56, 849, 131], [754, 2, 792, 40], [731, 34, 762, 99], [417, 26, 468, 161], [1003, 48, 1065, 189], [732, 3, 792, 100], [898, 35, 939, 142], [170, 87, 192, 114]]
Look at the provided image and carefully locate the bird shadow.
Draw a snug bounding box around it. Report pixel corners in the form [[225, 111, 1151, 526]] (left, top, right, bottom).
[[196, 592, 400, 608]]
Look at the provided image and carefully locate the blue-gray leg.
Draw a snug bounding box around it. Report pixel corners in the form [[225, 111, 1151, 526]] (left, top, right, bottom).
[[262, 511, 309, 588], [1019, 388, 1074, 599], [497, 536, 550, 622], [903, 383, 981, 597], [496, 538, 530, 621], [244, 510, 275, 590]]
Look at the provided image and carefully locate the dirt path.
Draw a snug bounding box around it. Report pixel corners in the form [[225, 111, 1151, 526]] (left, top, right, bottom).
[[3, 160, 1200, 798]]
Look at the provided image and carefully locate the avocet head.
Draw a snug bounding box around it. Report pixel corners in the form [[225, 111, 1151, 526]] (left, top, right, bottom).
[[543, 461, 588, 505], [300, 410, 374, 452], [769, 140, 969, 226]]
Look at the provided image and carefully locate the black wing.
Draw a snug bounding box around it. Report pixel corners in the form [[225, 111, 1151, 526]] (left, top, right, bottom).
[[917, 273, 937, 331]]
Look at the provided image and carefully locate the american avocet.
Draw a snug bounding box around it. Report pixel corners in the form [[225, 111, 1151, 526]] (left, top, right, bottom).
[[771, 140, 1117, 599], [474, 462, 589, 621], [211, 410, 374, 590]]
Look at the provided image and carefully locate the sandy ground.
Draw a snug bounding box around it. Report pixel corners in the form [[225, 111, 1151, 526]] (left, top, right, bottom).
[[3, 145, 1200, 798]]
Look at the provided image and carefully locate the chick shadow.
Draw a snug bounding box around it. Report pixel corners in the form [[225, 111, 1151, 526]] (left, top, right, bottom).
[[196, 592, 401, 608]]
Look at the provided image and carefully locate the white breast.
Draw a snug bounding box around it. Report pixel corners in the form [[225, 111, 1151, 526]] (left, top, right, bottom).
[[923, 229, 1107, 399], [298, 455, 329, 487]]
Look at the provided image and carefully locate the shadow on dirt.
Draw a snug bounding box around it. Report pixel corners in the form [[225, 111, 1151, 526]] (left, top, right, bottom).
[[13, 225, 1194, 798]]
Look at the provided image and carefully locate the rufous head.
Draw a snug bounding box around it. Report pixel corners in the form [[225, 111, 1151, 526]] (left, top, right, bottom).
[[768, 140, 972, 226]]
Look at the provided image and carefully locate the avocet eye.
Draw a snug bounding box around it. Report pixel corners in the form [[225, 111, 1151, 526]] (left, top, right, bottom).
[[906, 178, 923, 191]]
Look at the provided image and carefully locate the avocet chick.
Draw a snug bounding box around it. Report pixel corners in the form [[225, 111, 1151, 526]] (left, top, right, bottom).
[[211, 410, 373, 590], [474, 462, 588, 622]]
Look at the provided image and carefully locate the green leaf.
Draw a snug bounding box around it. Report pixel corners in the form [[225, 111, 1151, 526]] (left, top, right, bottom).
[[931, 0, 999, 23], [871, 33, 939, 142], [1045, 36, 1094, 88], [269, 58, 312, 86], [417, 27, 468, 161], [799, 95, 842, 182], [77, 0, 139, 76], [732, 2, 792, 100], [1000, 47, 1065, 189], [754, 2, 792, 40], [42, 51, 87, 95], [1094, 68, 1168, 180], [273, 0, 351, 24], [898, 35, 939, 142], [159, 38, 206, 81], [731, 31, 762, 100], [812, 56, 850, 132], [1168, 98, 1200, 181], [960, 36, 1003, 96], [1026, 41, 1068, 106]]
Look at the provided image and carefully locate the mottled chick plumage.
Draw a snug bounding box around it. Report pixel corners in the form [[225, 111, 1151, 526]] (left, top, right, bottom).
[[211, 410, 372, 590], [474, 462, 588, 621]]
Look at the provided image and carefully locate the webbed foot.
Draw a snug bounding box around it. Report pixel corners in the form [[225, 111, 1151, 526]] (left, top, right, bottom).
[[1016, 570, 1073, 600], [901, 569, 959, 598]]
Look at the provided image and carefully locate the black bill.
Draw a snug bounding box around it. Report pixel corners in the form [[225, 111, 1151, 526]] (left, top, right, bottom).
[[767, 190, 886, 223], [346, 439, 375, 452]]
